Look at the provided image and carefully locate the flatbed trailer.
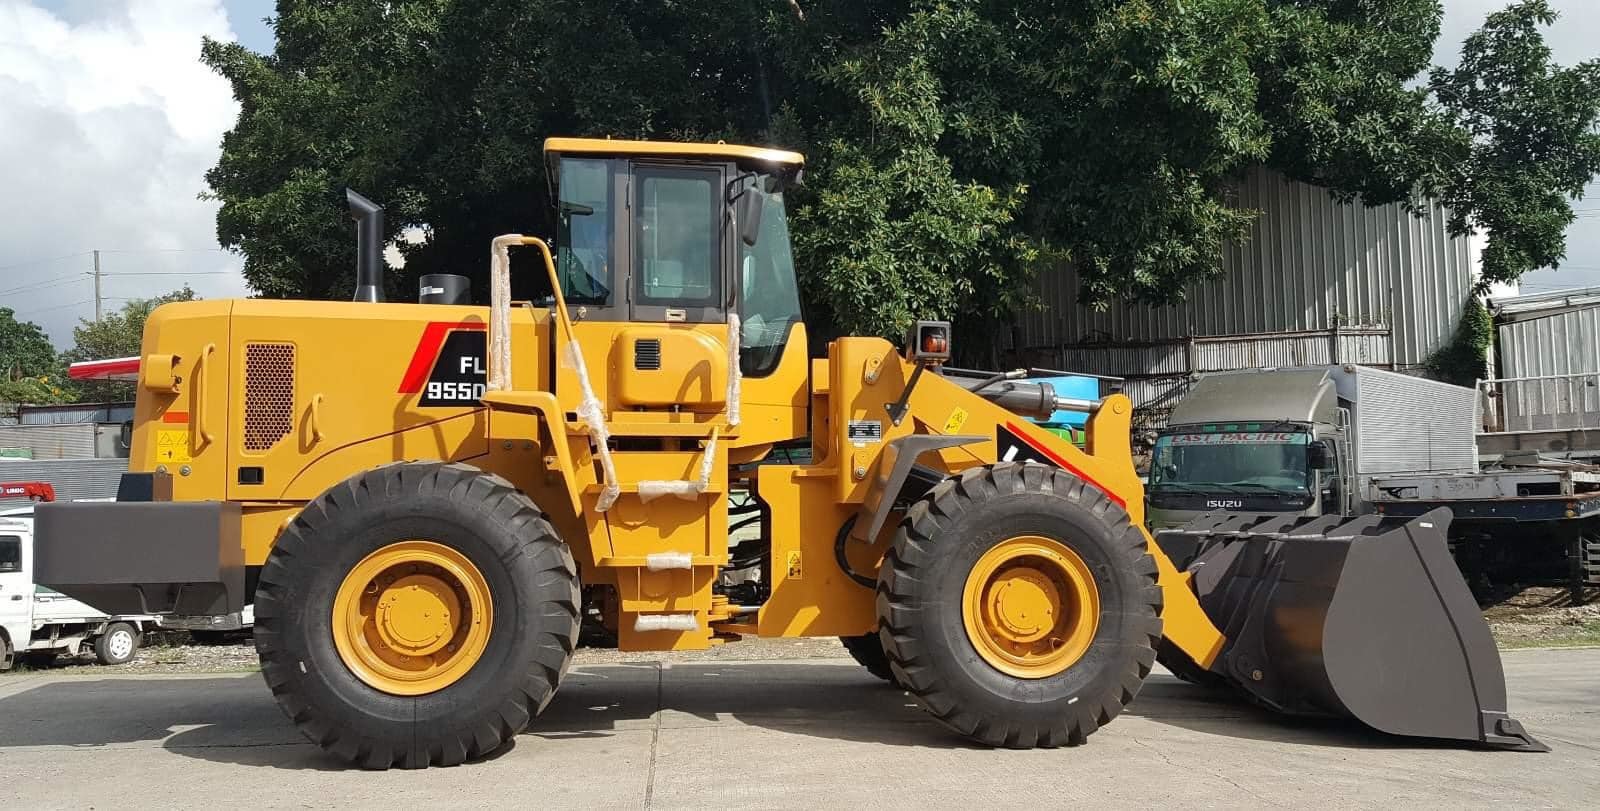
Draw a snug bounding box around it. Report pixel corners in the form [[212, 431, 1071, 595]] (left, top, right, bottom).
[[1373, 466, 1600, 600]]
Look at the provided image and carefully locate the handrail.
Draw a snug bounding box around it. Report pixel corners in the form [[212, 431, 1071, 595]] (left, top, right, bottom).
[[486, 233, 619, 510], [195, 342, 216, 449], [488, 234, 570, 392]]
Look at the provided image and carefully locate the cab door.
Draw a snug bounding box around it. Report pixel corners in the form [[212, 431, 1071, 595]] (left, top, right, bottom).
[[0, 524, 33, 638], [608, 162, 732, 414]]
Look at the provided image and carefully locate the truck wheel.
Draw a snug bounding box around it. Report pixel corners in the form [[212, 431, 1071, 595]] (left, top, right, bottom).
[[877, 462, 1162, 748], [839, 633, 899, 686], [255, 463, 580, 769], [94, 622, 140, 666], [0, 632, 13, 671]]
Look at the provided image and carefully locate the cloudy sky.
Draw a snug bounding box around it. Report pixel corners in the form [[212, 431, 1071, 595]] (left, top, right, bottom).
[[1, 1, 1597, 347]]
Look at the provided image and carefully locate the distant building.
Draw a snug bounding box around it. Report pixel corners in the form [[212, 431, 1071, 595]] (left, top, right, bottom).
[[1010, 166, 1479, 422]]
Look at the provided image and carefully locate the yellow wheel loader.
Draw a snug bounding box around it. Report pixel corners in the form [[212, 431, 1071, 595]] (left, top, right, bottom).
[[34, 139, 1544, 768]]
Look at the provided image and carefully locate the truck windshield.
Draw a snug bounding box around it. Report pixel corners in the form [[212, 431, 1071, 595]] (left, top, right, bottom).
[[1150, 428, 1311, 496]]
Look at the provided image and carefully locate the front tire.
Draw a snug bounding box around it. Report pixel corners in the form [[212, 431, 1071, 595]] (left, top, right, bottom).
[[94, 622, 140, 666], [256, 463, 580, 769], [877, 462, 1162, 748]]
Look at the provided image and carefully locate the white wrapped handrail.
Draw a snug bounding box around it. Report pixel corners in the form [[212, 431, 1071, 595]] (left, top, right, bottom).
[[487, 233, 620, 511], [637, 429, 719, 503]]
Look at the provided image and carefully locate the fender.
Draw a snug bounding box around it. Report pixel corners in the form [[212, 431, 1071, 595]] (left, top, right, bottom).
[[848, 433, 987, 545]]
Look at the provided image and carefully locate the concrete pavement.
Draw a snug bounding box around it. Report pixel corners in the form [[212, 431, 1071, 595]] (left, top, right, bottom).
[[1, 648, 1595, 809]]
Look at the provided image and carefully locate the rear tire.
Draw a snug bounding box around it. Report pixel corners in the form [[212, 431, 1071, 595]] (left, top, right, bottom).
[[877, 462, 1162, 748], [839, 633, 898, 685], [256, 462, 580, 769], [94, 622, 140, 666]]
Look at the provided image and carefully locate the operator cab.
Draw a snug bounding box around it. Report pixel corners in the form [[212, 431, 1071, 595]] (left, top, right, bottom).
[[543, 139, 805, 378]]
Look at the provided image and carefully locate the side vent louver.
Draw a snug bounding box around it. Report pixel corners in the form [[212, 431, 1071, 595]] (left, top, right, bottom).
[[244, 343, 295, 452], [635, 338, 662, 371]]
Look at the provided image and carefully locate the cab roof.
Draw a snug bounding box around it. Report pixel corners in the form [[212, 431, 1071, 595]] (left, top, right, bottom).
[[543, 137, 804, 168]]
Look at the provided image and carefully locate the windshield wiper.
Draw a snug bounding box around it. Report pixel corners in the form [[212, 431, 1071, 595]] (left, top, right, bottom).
[[1150, 482, 1252, 495], [1218, 482, 1309, 496]]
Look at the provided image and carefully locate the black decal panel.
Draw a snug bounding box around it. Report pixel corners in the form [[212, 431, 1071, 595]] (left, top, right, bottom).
[[420, 329, 488, 407], [997, 424, 1056, 467]]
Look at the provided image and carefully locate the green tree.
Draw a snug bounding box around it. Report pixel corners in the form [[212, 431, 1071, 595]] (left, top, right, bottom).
[[61, 287, 198, 403], [0, 307, 58, 382], [1431, 0, 1600, 287], [201, 1, 1599, 352]]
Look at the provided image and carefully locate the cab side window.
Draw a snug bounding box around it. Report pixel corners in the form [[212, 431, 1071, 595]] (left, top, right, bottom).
[[0, 535, 21, 573], [556, 158, 614, 305]]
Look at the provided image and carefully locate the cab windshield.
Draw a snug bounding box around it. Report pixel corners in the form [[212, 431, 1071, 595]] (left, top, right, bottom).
[[736, 177, 802, 377], [1149, 426, 1311, 497]]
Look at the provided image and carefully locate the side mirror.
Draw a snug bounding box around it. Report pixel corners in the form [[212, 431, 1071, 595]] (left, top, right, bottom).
[[737, 188, 764, 247], [1308, 440, 1333, 470]]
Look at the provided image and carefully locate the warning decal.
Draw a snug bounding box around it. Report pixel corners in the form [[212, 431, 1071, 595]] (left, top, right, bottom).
[[156, 429, 192, 464]]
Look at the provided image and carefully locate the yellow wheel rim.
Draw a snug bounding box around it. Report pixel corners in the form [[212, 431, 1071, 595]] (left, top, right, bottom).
[[331, 540, 493, 696], [962, 535, 1100, 679]]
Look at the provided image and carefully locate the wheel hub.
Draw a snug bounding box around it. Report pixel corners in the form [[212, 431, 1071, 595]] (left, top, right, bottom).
[[331, 541, 492, 696], [373, 575, 461, 657], [962, 535, 1100, 679], [986, 567, 1059, 643]]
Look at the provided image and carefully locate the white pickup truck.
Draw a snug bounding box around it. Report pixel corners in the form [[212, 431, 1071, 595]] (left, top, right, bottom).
[[0, 506, 156, 670]]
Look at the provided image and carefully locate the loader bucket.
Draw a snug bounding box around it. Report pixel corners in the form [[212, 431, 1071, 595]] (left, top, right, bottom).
[[1155, 509, 1547, 751]]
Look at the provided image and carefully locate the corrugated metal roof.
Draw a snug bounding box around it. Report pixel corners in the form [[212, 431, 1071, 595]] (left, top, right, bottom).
[[1018, 166, 1475, 370], [18, 402, 135, 425], [1488, 285, 1600, 321]]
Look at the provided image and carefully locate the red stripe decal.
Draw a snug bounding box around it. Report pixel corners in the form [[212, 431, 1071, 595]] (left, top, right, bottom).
[[1003, 421, 1126, 508], [163, 411, 190, 424], [398, 321, 488, 393]]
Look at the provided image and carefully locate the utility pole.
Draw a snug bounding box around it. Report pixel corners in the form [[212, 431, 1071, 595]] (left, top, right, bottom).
[[92, 249, 102, 322]]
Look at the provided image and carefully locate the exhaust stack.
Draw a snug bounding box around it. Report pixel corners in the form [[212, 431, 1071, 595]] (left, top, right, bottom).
[[346, 189, 384, 303]]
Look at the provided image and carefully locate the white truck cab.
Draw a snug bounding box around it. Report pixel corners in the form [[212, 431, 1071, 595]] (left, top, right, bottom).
[[0, 508, 155, 670]]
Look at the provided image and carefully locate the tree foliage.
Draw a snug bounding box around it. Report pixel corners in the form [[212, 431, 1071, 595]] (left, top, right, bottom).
[[203, 0, 1600, 346], [0, 307, 58, 382], [1430, 0, 1600, 287], [62, 287, 198, 403]]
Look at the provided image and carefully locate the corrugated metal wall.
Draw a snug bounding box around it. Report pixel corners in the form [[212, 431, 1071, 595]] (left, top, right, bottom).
[[1496, 302, 1600, 379], [1489, 290, 1600, 433], [0, 458, 127, 508], [0, 424, 98, 460], [1018, 166, 1476, 384]]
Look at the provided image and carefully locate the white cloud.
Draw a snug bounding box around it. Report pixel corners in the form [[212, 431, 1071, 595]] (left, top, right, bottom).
[[0, 0, 251, 346]]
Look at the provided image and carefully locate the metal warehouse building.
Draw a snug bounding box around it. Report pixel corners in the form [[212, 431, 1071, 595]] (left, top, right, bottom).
[[1012, 166, 1478, 418]]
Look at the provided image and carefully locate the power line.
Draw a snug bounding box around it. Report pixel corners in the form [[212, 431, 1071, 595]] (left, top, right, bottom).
[[98, 248, 227, 255], [0, 250, 91, 273], [98, 271, 234, 277], [0, 274, 87, 298], [25, 299, 94, 315]]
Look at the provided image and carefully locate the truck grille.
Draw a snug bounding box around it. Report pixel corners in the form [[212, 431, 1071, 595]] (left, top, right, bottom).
[[244, 343, 295, 452]]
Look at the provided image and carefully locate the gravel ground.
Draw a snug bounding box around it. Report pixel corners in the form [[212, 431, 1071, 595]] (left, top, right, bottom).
[[1484, 585, 1600, 648]]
